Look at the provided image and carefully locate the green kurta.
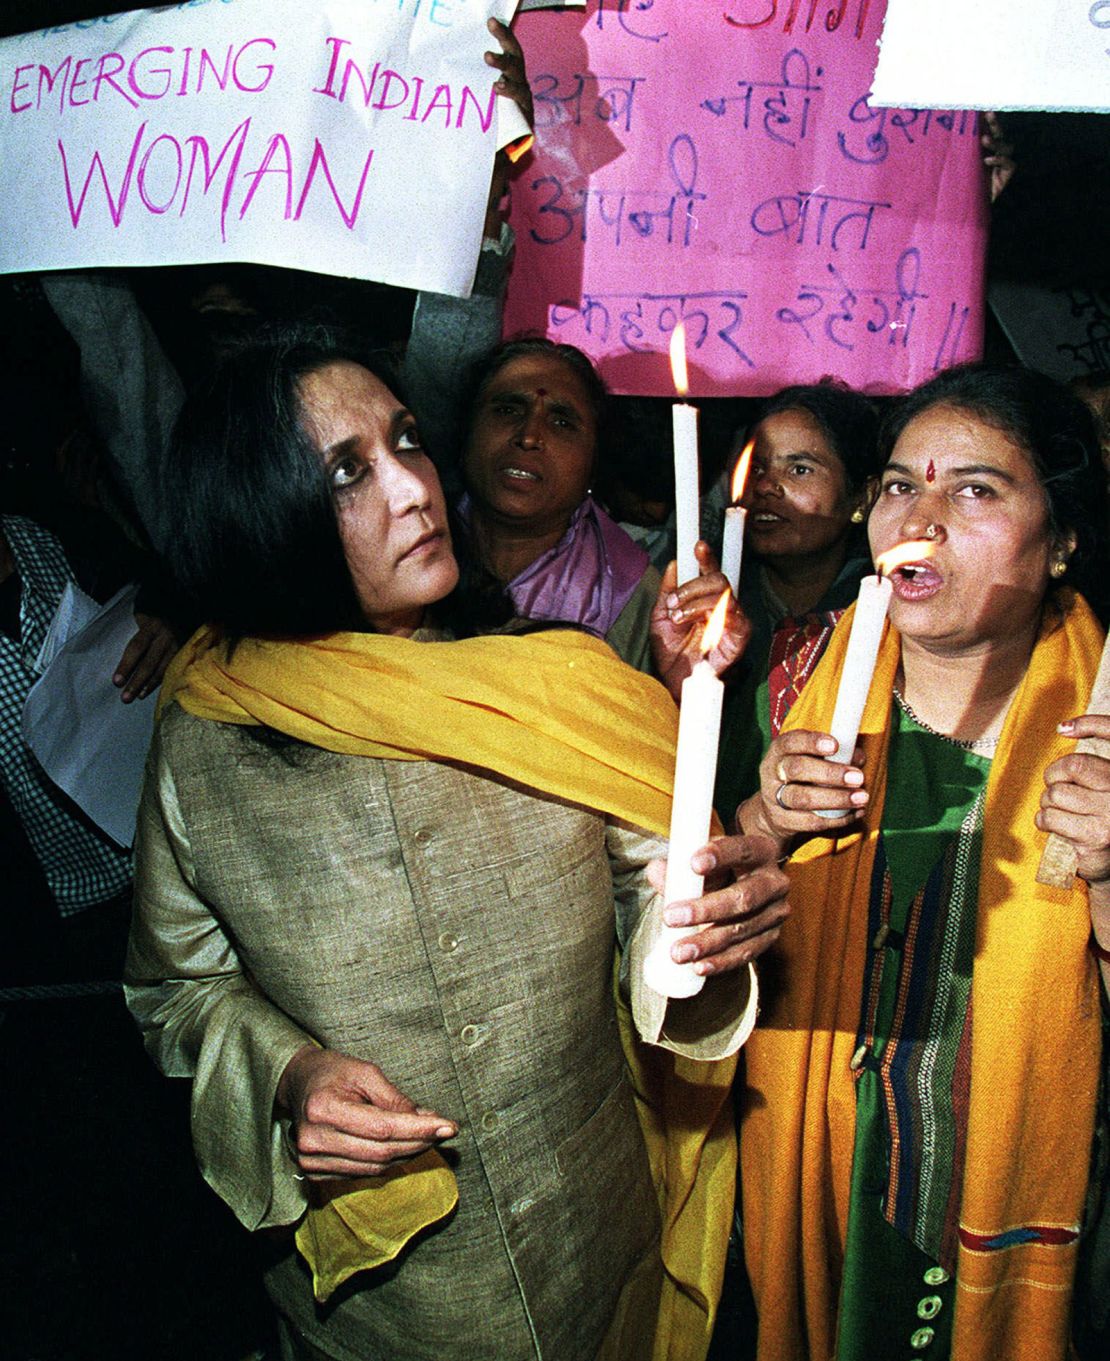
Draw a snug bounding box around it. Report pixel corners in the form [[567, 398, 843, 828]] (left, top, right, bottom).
[[836, 704, 992, 1361]]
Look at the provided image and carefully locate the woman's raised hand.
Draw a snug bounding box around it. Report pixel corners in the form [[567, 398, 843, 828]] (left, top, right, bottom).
[[481, 16, 533, 238], [739, 729, 869, 844], [1037, 714, 1110, 888], [980, 111, 1016, 203], [277, 1045, 457, 1182], [650, 542, 749, 701], [485, 17, 534, 128]]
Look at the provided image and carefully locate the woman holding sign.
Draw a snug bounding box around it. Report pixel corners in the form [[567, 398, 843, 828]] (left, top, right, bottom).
[[733, 365, 1110, 1361], [124, 326, 789, 1361]]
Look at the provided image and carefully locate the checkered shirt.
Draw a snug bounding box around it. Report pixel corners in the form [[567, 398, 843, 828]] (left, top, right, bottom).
[[0, 515, 132, 915]]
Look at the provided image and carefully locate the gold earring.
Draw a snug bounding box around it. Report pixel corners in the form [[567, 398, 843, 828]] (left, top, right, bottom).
[[849, 507, 865, 524], [1050, 558, 1068, 579]]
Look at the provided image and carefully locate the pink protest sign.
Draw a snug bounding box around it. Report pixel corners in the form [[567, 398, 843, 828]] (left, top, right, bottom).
[[503, 0, 988, 396]]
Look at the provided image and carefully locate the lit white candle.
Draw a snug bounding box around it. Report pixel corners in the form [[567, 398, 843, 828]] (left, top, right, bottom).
[[643, 593, 730, 998], [824, 572, 892, 766], [670, 323, 700, 586], [720, 439, 754, 596], [816, 540, 935, 817]]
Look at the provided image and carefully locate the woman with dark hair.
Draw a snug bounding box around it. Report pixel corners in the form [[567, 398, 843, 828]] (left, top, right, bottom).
[[458, 337, 744, 692], [734, 363, 1110, 1361], [125, 326, 790, 1361], [715, 379, 883, 823]]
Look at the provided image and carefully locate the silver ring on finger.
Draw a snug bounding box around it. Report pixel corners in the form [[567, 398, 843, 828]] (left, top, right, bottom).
[[774, 781, 790, 810]]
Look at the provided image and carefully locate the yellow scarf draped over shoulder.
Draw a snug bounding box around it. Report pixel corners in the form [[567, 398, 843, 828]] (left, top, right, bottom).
[[162, 625, 678, 830], [740, 590, 1105, 1361], [162, 624, 735, 1361]]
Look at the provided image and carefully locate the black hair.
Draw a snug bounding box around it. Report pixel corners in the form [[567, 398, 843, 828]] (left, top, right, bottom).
[[878, 363, 1109, 616], [757, 379, 882, 493], [595, 398, 678, 517], [160, 323, 420, 641]]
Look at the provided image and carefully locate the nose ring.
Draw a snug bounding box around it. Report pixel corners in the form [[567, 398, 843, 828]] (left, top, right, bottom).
[[924, 523, 939, 540]]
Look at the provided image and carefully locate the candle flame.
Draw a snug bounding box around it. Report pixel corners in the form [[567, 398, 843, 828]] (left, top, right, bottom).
[[700, 590, 731, 656], [875, 539, 937, 576], [730, 439, 754, 503], [669, 322, 689, 397]]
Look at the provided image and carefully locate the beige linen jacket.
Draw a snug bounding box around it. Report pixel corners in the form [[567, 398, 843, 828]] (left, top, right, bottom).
[[126, 707, 755, 1361]]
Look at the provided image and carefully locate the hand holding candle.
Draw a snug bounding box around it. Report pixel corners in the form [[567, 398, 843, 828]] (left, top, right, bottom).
[[720, 439, 754, 598], [643, 592, 731, 999], [670, 323, 700, 587], [815, 539, 935, 815]]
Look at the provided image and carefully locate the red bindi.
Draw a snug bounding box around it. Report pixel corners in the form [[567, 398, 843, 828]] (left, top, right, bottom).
[[925, 459, 936, 483], [535, 387, 548, 397]]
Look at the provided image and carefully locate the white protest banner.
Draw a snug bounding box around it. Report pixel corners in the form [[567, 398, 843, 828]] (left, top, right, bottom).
[[1, 0, 520, 295], [873, 0, 1110, 112]]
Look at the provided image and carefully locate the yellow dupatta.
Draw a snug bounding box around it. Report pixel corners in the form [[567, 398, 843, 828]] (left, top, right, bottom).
[[162, 624, 736, 1361], [740, 590, 1104, 1361]]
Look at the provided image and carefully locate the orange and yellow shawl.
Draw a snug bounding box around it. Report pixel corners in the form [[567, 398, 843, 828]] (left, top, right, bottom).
[[740, 590, 1104, 1361], [162, 624, 735, 1361]]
